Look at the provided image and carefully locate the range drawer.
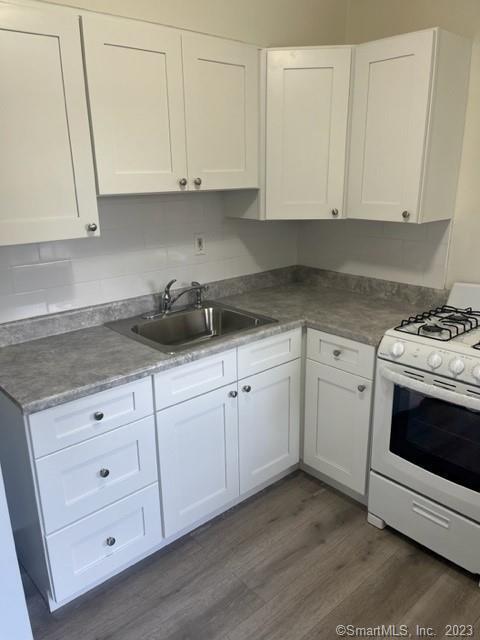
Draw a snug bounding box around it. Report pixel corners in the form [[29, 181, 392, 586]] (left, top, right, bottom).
[[29, 378, 153, 458], [154, 349, 236, 410], [47, 483, 162, 603], [237, 328, 302, 379], [306, 329, 375, 378], [36, 416, 158, 534], [369, 472, 480, 573]]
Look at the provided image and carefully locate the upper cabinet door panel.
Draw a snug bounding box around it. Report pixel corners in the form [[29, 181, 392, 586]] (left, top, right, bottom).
[[182, 34, 259, 190], [0, 4, 98, 246], [347, 30, 435, 223], [266, 48, 351, 220], [82, 16, 187, 195]]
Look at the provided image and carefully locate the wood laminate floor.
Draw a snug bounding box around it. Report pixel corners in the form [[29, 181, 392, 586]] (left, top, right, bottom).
[[26, 472, 480, 640]]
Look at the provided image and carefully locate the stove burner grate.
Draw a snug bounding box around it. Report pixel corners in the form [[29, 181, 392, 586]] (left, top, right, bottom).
[[395, 305, 480, 341]]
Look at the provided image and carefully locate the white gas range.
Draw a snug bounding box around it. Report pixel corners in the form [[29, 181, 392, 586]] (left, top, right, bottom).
[[368, 283, 480, 579]]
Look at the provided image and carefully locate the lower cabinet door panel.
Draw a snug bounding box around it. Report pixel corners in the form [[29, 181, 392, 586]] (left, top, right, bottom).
[[303, 360, 372, 494], [239, 359, 301, 493], [36, 416, 158, 534], [157, 384, 239, 537], [46, 484, 162, 603]]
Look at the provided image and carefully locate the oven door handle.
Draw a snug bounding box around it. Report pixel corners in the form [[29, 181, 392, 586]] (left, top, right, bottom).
[[380, 365, 480, 412]]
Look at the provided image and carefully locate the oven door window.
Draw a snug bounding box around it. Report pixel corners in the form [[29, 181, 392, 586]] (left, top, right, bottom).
[[390, 385, 480, 492]]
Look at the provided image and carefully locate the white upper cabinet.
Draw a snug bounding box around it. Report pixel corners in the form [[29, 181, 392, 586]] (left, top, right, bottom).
[[82, 17, 259, 195], [82, 16, 188, 195], [0, 3, 98, 246], [347, 28, 471, 223], [182, 34, 259, 191], [266, 48, 352, 219]]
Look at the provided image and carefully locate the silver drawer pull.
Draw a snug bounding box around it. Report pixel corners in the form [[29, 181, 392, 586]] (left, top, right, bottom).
[[94, 411, 104, 421], [99, 468, 110, 478], [228, 390, 238, 398], [357, 385, 366, 393], [106, 537, 116, 547], [242, 385, 252, 393], [333, 349, 342, 357]]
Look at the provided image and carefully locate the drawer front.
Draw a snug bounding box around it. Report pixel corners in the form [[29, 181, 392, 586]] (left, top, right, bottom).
[[237, 328, 302, 379], [306, 329, 375, 378], [369, 472, 480, 573], [47, 484, 162, 603], [36, 416, 158, 534], [154, 349, 236, 410], [29, 378, 154, 458]]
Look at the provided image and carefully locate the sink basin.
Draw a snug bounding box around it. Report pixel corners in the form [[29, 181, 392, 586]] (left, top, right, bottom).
[[106, 303, 277, 354]]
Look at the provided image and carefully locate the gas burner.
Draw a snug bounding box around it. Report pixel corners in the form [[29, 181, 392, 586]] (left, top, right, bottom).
[[421, 324, 444, 334], [395, 305, 480, 341]]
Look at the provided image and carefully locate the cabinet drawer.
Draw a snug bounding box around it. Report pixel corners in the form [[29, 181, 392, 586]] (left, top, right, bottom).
[[306, 329, 375, 378], [369, 472, 480, 573], [47, 484, 162, 603], [237, 328, 302, 379], [154, 349, 236, 410], [29, 378, 153, 458], [36, 416, 158, 534]]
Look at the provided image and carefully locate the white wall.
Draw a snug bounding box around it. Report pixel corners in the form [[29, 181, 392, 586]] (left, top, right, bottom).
[[344, 0, 480, 288], [38, 0, 348, 46], [298, 219, 450, 289], [0, 194, 297, 323]]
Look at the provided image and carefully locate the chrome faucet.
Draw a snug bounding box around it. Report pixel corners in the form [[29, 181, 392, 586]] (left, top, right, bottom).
[[159, 279, 208, 314]]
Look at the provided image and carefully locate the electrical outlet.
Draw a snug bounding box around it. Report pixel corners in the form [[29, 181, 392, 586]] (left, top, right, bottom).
[[194, 234, 206, 255]]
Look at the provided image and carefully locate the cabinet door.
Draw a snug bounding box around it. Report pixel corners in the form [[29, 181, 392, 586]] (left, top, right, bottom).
[[157, 385, 239, 537], [0, 4, 98, 246], [82, 16, 187, 195], [304, 360, 372, 494], [182, 34, 259, 190], [239, 359, 300, 493], [347, 30, 435, 222], [266, 48, 351, 219]]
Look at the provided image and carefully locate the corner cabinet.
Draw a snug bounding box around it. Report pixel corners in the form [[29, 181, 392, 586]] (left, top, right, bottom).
[[226, 28, 471, 224], [347, 28, 471, 223], [0, 3, 98, 246], [303, 329, 375, 496], [82, 15, 259, 195], [265, 47, 352, 220]]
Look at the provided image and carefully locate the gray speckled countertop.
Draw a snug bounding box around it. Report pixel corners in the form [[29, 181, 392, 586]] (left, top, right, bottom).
[[0, 283, 427, 414]]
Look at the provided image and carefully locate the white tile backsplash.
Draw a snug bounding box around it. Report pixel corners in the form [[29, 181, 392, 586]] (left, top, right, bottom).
[[297, 219, 451, 289], [0, 193, 298, 323]]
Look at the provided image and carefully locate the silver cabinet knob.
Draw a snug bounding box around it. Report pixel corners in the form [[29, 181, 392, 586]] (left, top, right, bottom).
[[229, 390, 238, 398], [358, 384, 366, 392], [94, 411, 104, 421], [99, 468, 110, 478], [333, 349, 342, 357], [87, 223, 98, 232], [106, 537, 116, 547], [402, 211, 410, 220], [178, 177, 187, 186], [331, 208, 339, 217], [193, 177, 202, 186], [242, 385, 252, 393]]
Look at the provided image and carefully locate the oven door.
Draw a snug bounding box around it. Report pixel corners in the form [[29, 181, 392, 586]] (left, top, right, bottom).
[[371, 361, 480, 522]]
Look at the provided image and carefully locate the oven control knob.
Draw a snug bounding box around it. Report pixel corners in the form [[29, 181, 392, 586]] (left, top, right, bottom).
[[472, 365, 480, 382], [427, 352, 443, 370], [390, 342, 405, 358], [449, 357, 465, 376]]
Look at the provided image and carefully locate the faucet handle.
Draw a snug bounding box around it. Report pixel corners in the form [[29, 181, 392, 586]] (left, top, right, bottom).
[[191, 281, 208, 290]]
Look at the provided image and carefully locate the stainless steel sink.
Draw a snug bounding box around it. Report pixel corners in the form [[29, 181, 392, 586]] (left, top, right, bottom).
[[106, 302, 277, 354]]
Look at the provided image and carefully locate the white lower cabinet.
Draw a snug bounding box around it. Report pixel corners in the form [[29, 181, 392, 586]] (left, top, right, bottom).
[[157, 384, 240, 537], [303, 359, 372, 495], [46, 483, 162, 603], [239, 359, 301, 493]]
